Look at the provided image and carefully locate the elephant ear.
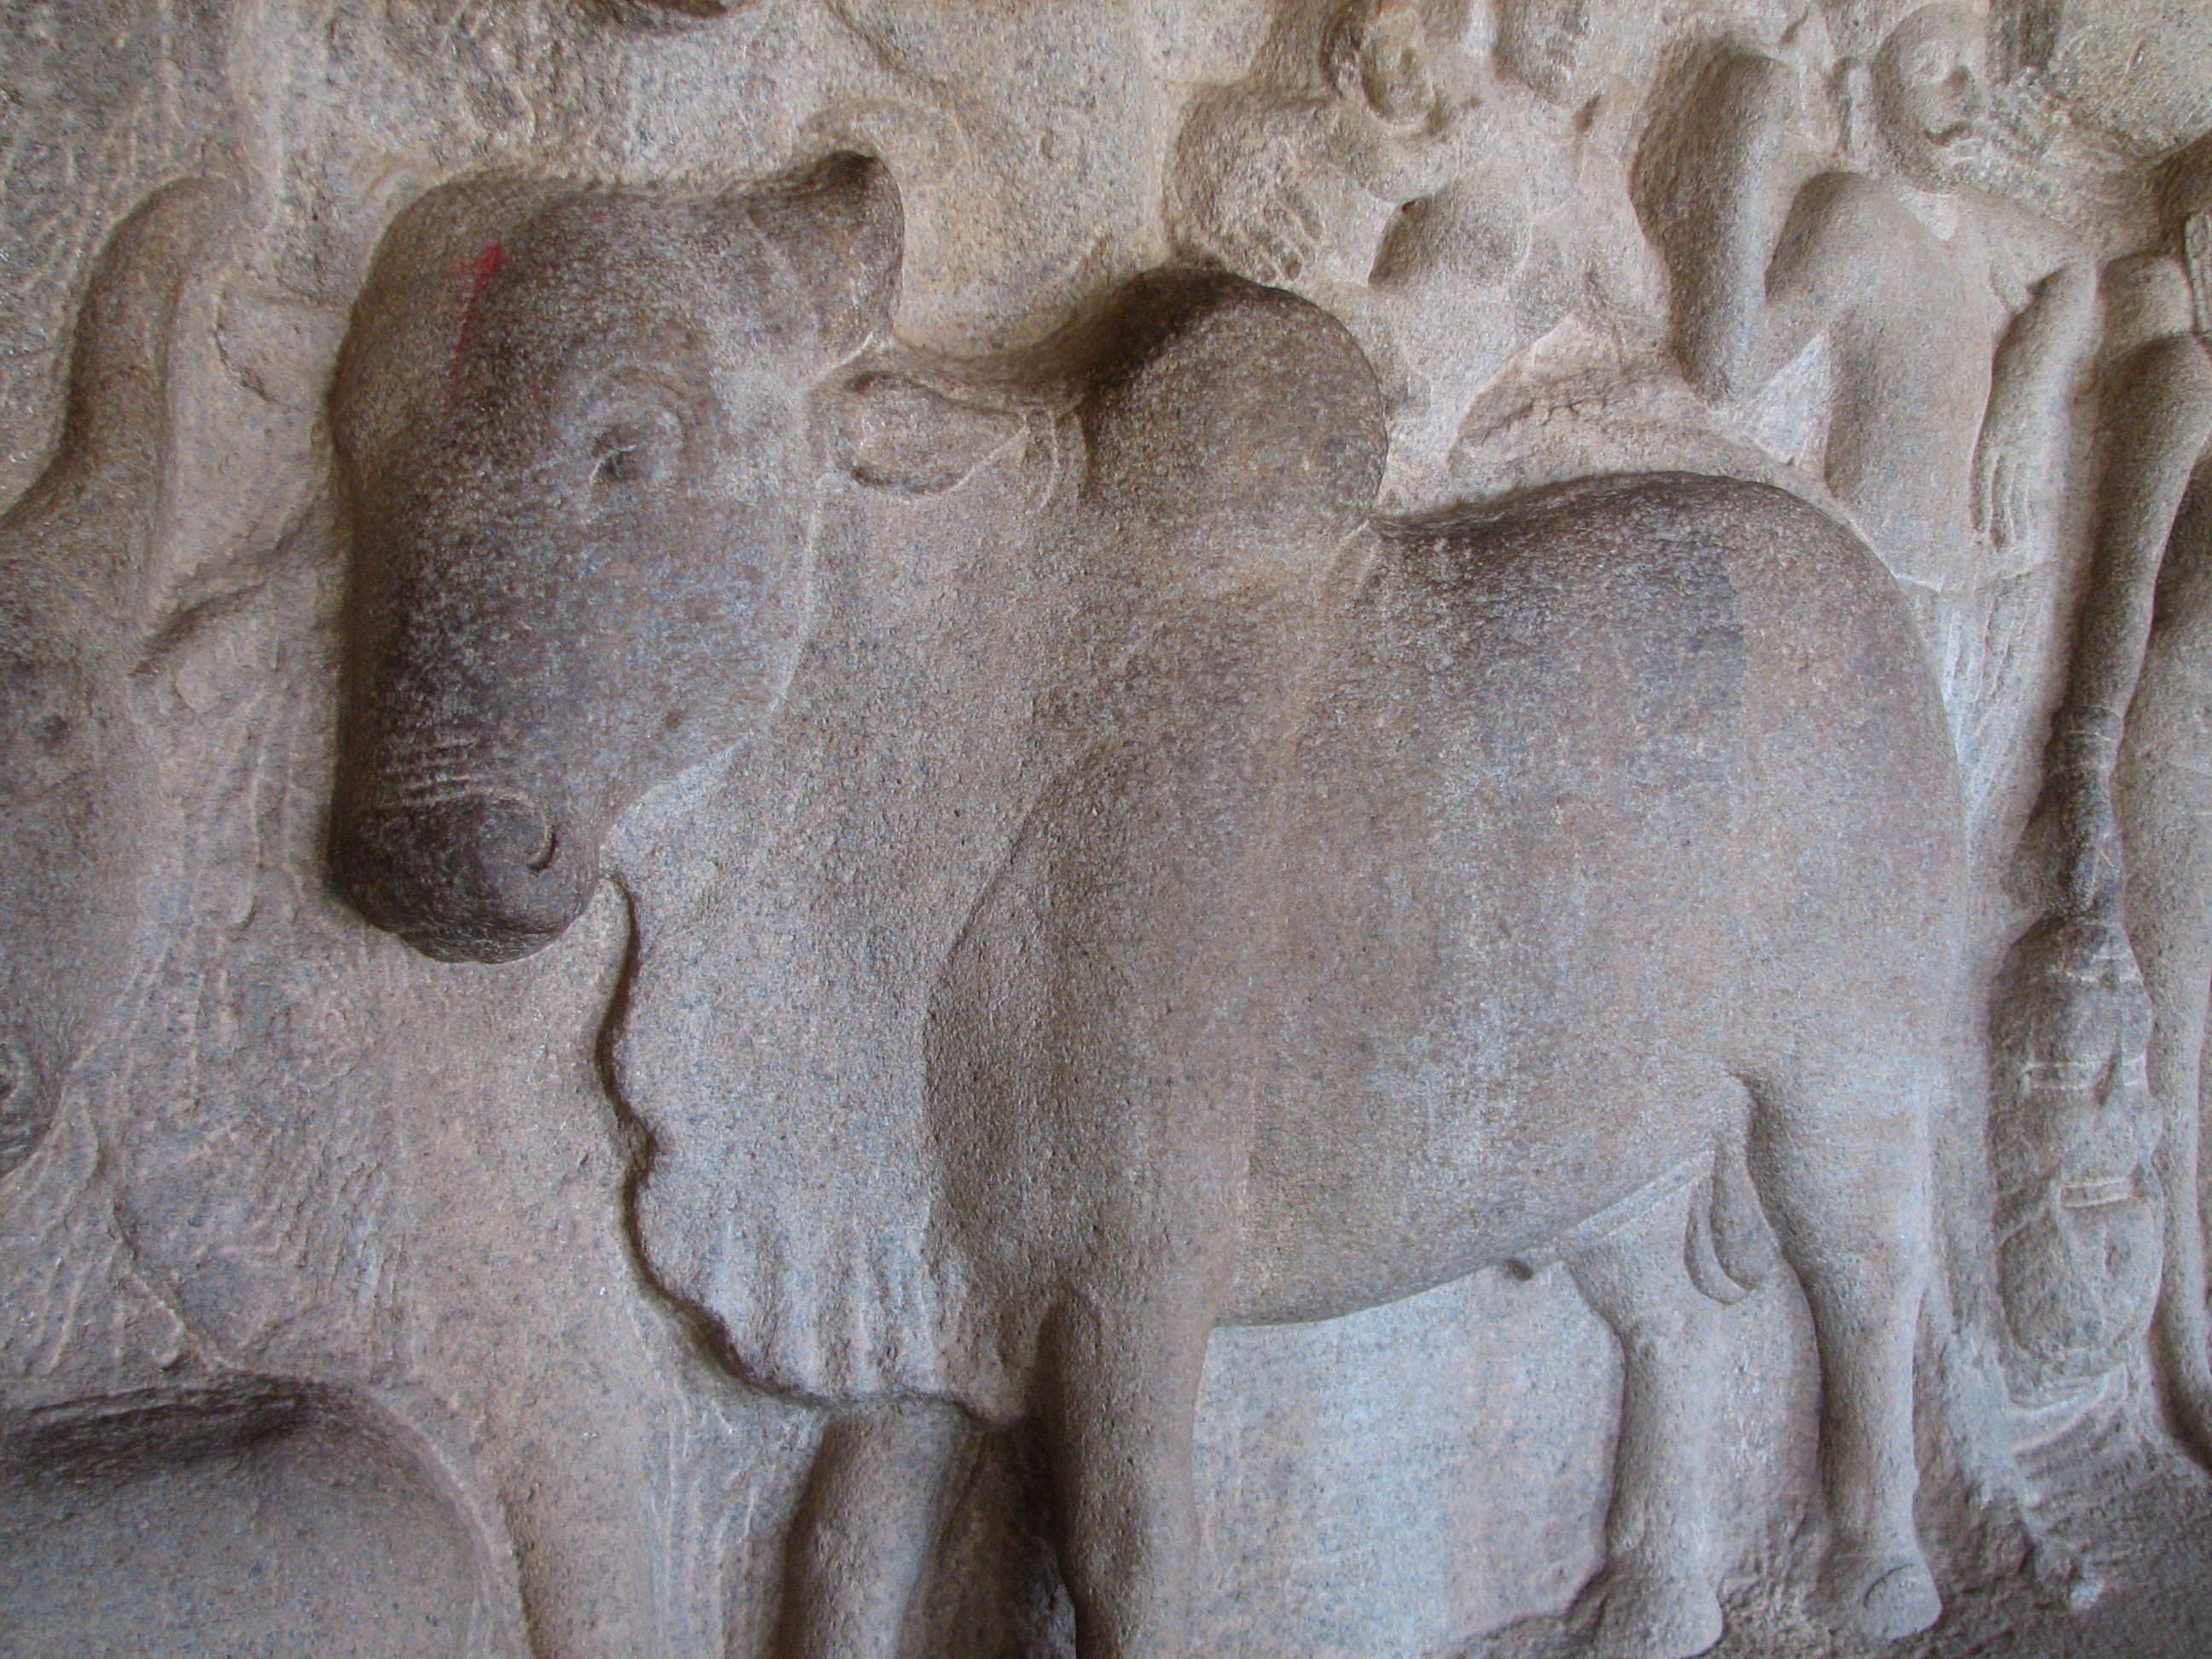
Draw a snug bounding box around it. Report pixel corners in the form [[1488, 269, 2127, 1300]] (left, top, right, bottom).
[[740, 152, 902, 363]]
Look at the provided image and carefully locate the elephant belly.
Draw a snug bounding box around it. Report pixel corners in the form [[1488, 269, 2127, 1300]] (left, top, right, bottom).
[[1225, 524, 1750, 1324], [1224, 845, 1743, 1326]]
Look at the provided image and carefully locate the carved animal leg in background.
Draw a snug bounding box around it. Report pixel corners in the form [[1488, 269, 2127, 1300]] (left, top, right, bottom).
[[1752, 1054, 1940, 1642], [778, 1400, 970, 1659], [1564, 1179, 1730, 1659]]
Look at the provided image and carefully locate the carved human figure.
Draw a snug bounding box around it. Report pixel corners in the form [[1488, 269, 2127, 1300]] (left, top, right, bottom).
[[2007, 138, 2212, 1452], [1167, 0, 1469, 294], [335, 154, 1959, 1658], [1639, 1, 2095, 825], [1166, 0, 1658, 501]]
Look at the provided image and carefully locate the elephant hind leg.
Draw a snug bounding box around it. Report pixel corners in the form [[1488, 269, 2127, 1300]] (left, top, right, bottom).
[[1747, 1057, 1941, 1643], [1566, 1176, 1728, 1659]]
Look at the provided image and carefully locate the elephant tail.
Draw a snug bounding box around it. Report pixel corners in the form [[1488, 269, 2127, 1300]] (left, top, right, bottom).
[[1685, 1121, 1780, 1305]]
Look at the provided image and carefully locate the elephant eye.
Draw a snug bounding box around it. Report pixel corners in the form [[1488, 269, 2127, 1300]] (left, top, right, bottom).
[[585, 400, 685, 492], [595, 436, 646, 486], [0, 655, 96, 803]]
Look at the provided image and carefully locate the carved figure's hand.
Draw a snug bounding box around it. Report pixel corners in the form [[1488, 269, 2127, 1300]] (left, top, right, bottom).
[[2054, 781, 2125, 914], [1218, 173, 1324, 288], [1170, 95, 1330, 288], [1974, 416, 2046, 556]]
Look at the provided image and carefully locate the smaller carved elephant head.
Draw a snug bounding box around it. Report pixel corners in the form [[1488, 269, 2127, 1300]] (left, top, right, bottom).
[[2, 178, 317, 1179], [329, 154, 908, 963]]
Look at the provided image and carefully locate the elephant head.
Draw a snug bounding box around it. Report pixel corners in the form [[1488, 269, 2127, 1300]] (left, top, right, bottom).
[[328, 154, 905, 963]]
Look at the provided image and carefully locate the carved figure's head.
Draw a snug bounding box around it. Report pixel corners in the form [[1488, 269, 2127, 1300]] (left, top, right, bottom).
[[1325, 0, 1444, 129], [1875, 3, 1988, 191], [1496, 0, 1610, 104], [329, 155, 900, 963]]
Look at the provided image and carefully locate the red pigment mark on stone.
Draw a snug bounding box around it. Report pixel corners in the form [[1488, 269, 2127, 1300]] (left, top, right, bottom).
[[448, 242, 507, 387]]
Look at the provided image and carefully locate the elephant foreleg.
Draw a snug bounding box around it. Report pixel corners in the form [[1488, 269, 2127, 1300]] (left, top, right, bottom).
[[777, 1400, 970, 1659]]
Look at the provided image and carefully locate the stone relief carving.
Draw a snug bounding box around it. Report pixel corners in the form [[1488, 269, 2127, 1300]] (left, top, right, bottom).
[[329, 154, 899, 959], [923, 462, 1954, 1653], [1165, 0, 1663, 502], [1638, 2, 2097, 829], [9, 3, 2212, 1657], [2000, 133, 2212, 1441]]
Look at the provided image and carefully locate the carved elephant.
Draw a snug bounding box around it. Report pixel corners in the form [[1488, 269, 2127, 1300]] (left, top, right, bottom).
[[0, 179, 762, 1659], [329, 154, 1961, 1659], [0, 179, 241, 1184], [924, 467, 1959, 1659]]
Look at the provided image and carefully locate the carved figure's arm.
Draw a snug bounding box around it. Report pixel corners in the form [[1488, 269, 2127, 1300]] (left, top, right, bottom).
[[1975, 255, 2097, 554], [1638, 46, 1799, 404]]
